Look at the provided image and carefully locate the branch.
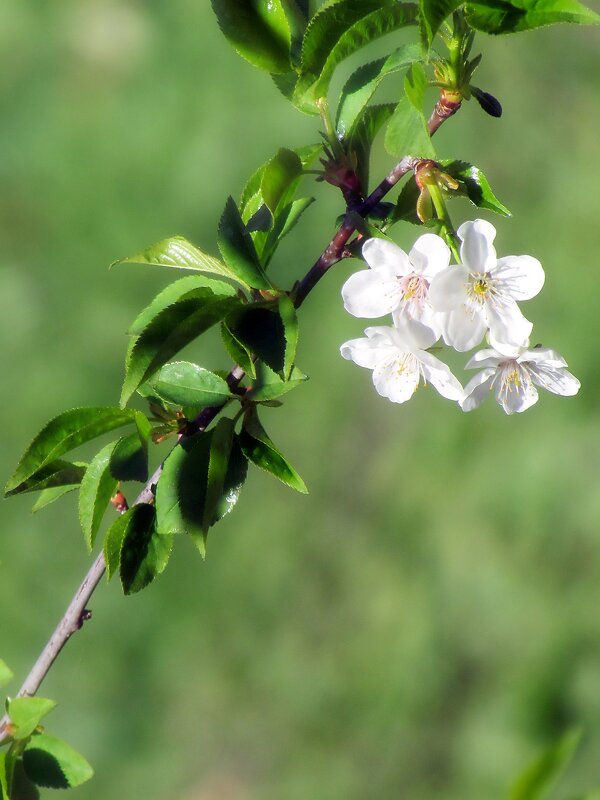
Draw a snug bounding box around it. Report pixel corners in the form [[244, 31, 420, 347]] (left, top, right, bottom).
[[0, 104, 458, 744]]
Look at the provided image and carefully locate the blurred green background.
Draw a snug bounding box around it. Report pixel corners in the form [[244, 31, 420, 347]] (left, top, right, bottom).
[[2, 2, 600, 798]]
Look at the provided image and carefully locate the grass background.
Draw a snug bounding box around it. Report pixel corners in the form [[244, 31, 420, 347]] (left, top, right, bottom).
[[1, 2, 600, 798]]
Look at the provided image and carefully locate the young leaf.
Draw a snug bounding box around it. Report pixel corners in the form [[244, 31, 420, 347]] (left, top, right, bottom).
[[7, 697, 57, 740], [221, 319, 256, 379], [218, 197, 273, 287], [336, 43, 422, 138], [240, 410, 307, 493], [150, 361, 233, 408], [0, 660, 13, 689], [79, 441, 119, 550], [260, 196, 316, 266], [202, 418, 235, 533], [348, 103, 396, 193], [5, 408, 141, 496], [295, 0, 418, 112], [509, 729, 582, 800], [32, 484, 79, 513], [384, 96, 436, 159], [465, 0, 600, 33], [440, 159, 511, 216], [247, 363, 308, 402], [119, 505, 172, 595], [419, 0, 463, 49], [211, 0, 292, 74], [113, 236, 246, 288], [23, 734, 93, 789], [120, 292, 239, 406], [261, 148, 303, 219]]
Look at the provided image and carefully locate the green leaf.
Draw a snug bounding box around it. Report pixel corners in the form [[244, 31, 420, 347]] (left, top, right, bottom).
[[150, 362, 233, 407], [419, 0, 463, 49], [0, 660, 13, 690], [240, 410, 307, 492], [348, 103, 396, 193], [119, 505, 172, 595], [202, 418, 235, 533], [0, 753, 7, 800], [32, 484, 79, 513], [113, 236, 246, 288], [156, 430, 247, 554], [260, 197, 316, 266], [384, 96, 436, 158], [509, 729, 582, 800], [218, 196, 273, 288], [225, 299, 297, 378], [23, 733, 93, 789], [261, 148, 303, 219], [121, 292, 239, 406], [7, 698, 57, 740], [5, 459, 86, 498], [336, 43, 422, 138], [247, 363, 308, 401], [465, 0, 600, 33], [110, 432, 149, 483], [5, 408, 141, 496], [221, 319, 256, 379], [278, 295, 298, 378], [295, 0, 418, 112], [440, 159, 511, 216], [211, 0, 292, 73], [79, 441, 119, 550]]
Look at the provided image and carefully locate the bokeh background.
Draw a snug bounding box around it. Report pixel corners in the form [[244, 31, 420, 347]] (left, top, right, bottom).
[[2, 2, 600, 798]]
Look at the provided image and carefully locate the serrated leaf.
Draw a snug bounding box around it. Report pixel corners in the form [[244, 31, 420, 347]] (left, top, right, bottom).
[[278, 295, 298, 378], [240, 410, 307, 492], [32, 483, 79, 513], [261, 148, 303, 218], [218, 196, 273, 287], [440, 159, 511, 216], [336, 43, 422, 138], [6, 460, 86, 498], [211, 0, 292, 73], [247, 363, 308, 401], [348, 103, 396, 193], [384, 96, 436, 158], [419, 0, 463, 49], [509, 729, 582, 800], [0, 660, 13, 690], [113, 236, 246, 288], [221, 320, 257, 379], [202, 418, 235, 533], [225, 302, 289, 377], [5, 409, 141, 496], [150, 362, 233, 407], [296, 0, 418, 112], [7, 698, 57, 740], [79, 441, 119, 550], [23, 733, 93, 789], [120, 292, 239, 406], [260, 196, 316, 266], [404, 62, 429, 111], [465, 0, 600, 32], [118, 505, 172, 595]]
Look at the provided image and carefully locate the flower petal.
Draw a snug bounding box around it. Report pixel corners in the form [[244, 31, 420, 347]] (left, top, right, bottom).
[[429, 266, 470, 311], [529, 365, 581, 397], [493, 255, 545, 300], [460, 368, 495, 411], [442, 307, 487, 351], [409, 233, 450, 278], [518, 347, 567, 369], [393, 313, 438, 351], [340, 336, 390, 369], [457, 219, 497, 272], [464, 348, 503, 370], [486, 298, 533, 349], [362, 238, 411, 275], [341, 270, 401, 317], [372, 354, 420, 403], [419, 351, 464, 401], [392, 303, 442, 339], [494, 367, 539, 414]]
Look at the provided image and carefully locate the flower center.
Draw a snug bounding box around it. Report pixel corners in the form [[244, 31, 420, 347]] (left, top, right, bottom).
[[467, 271, 496, 305], [496, 360, 532, 401], [399, 273, 429, 306]]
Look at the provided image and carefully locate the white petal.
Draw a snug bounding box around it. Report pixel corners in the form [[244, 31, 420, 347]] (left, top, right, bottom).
[[340, 336, 390, 369], [529, 365, 581, 397], [457, 219, 497, 272], [494, 368, 539, 414], [442, 306, 487, 352], [492, 255, 545, 300], [429, 266, 470, 311], [341, 270, 401, 317], [460, 369, 495, 411], [418, 351, 464, 401], [486, 299, 533, 349], [519, 347, 567, 369], [362, 238, 411, 275], [464, 348, 503, 370], [393, 303, 443, 339], [364, 325, 396, 341], [372, 354, 420, 403], [393, 313, 438, 351], [409, 233, 450, 278]]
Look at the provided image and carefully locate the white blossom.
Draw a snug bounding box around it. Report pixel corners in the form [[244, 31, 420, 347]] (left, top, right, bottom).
[[341, 234, 450, 335], [429, 219, 545, 351], [461, 344, 580, 414], [340, 316, 463, 404]]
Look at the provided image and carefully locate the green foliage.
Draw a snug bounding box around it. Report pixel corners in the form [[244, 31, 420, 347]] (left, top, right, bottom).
[[465, 0, 600, 33], [217, 197, 274, 288], [211, 0, 292, 73], [110, 431, 150, 483], [509, 729, 582, 800], [78, 442, 119, 550], [347, 103, 396, 194], [6, 698, 56, 741], [419, 0, 464, 49], [246, 363, 308, 402], [23, 734, 93, 789], [240, 409, 307, 493], [385, 63, 435, 159], [149, 362, 233, 408], [31, 484, 80, 514], [0, 663, 13, 692]]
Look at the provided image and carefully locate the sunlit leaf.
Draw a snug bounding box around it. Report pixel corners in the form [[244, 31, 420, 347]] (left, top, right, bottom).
[[465, 0, 600, 33], [348, 103, 396, 193], [32, 483, 80, 513], [384, 96, 436, 159], [440, 159, 511, 216], [419, 0, 463, 49], [221, 319, 257, 379], [7, 697, 57, 740], [218, 196, 273, 287], [150, 362, 234, 407], [79, 441, 119, 550], [0, 660, 13, 690], [5, 459, 86, 498], [247, 363, 308, 401], [240, 410, 307, 492], [23, 734, 93, 789]]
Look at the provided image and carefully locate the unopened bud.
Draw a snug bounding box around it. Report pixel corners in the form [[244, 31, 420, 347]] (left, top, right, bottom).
[[472, 87, 502, 118]]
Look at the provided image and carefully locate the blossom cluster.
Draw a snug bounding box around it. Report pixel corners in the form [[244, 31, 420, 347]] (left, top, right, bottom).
[[340, 220, 580, 413]]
